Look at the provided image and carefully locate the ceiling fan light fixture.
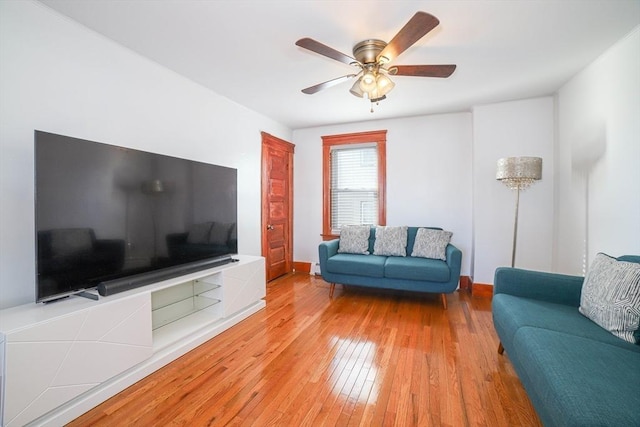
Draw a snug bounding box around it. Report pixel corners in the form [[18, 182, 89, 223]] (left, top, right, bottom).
[[376, 73, 395, 96], [351, 67, 396, 101], [359, 70, 377, 92], [367, 84, 380, 101], [349, 79, 365, 98]]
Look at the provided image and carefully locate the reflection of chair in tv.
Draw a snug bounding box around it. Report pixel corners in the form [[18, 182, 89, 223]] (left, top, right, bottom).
[[38, 228, 125, 292], [166, 221, 237, 262]]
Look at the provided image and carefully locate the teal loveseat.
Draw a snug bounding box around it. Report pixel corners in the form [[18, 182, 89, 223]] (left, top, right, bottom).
[[492, 256, 640, 427], [318, 226, 462, 308]]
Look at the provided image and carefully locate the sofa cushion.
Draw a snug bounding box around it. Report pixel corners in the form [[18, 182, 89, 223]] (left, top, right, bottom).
[[325, 253, 386, 278], [338, 225, 371, 254], [384, 256, 450, 282], [579, 252, 640, 344], [373, 226, 408, 256], [411, 228, 452, 260], [511, 327, 640, 427], [493, 294, 640, 353]]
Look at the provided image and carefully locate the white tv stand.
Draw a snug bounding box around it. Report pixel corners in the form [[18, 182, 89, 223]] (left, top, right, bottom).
[[0, 255, 265, 427]]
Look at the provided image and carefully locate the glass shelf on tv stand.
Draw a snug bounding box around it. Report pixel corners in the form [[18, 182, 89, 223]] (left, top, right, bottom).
[[151, 276, 222, 331]]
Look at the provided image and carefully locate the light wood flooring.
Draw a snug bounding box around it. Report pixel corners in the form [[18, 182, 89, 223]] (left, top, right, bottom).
[[68, 273, 542, 426]]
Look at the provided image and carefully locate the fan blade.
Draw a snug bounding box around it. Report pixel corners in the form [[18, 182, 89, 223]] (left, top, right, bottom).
[[301, 74, 357, 94], [392, 64, 456, 78], [378, 12, 439, 63], [296, 38, 357, 66]]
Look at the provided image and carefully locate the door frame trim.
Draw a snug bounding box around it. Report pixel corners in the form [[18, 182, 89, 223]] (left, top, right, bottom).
[[261, 132, 295, 280]]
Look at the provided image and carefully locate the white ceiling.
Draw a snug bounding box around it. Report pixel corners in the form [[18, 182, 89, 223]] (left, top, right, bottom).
[[38, 0, 640, 130]]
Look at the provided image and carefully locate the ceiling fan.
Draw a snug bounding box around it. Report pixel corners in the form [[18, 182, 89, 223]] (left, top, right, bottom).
[[296, 11, 456, 110]]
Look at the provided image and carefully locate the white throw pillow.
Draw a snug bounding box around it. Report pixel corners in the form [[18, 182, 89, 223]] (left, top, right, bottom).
[[579, 253, 640, 344], [411, 228, 452, 261], [338, 225, 371, 254], [373, 226, 408, 256]]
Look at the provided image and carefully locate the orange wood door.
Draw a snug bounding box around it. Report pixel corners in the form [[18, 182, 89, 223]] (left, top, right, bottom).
[[261, 132, 294, 281]]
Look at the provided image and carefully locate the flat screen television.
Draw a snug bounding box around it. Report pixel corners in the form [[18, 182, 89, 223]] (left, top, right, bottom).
[[35, 131, 238, 302]]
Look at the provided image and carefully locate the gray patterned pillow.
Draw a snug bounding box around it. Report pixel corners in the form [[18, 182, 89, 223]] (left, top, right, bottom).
[[579, 253, 640, 344], [411, 228, 452, 260], [338, 225, 371, 254], [373, 226, 408, 256]]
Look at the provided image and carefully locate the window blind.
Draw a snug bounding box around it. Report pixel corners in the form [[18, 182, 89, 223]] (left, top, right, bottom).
[[330, 145, 378, 233]]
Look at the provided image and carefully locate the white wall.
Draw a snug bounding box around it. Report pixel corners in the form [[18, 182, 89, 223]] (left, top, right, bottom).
[[293, 113, 474, 276], [0, 1, 291, 308], [555, 27, 640, 275], [472, 97, 555, 284]]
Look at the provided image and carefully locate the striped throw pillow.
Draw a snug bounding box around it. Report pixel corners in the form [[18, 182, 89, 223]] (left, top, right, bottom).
[[579, 253, 640, 344]]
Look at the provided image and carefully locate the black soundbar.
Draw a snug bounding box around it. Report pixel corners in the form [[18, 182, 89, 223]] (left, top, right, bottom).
[[97, 256, 234, 296]]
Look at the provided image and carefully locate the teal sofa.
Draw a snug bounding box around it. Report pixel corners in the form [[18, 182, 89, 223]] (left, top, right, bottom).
[[492, 256, 640, 427], [318, 226, 462, 308]]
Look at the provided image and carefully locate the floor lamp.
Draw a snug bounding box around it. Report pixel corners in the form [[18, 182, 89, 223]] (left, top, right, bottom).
[[496, 157, 542, 267]]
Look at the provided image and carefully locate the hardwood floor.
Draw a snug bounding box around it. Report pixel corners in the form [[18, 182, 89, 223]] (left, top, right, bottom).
[[68, 273, 542, 426]]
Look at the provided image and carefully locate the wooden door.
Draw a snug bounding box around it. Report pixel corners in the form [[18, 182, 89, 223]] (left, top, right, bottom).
[[261, 132, 294, 281]]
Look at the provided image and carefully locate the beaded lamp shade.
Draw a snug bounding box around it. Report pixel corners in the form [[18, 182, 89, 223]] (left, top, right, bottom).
[[496, 157, 542, 190], [496, 156, 543, 267]]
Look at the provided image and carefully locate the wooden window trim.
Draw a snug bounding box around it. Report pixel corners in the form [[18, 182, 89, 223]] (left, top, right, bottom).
[[322, 130, 387, 240]]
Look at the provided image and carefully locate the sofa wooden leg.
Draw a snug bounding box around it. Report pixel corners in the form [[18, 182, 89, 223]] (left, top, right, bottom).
[[498, 342, 504, 355], [440, 293, 448, 310], [329, 283, 336, 298]]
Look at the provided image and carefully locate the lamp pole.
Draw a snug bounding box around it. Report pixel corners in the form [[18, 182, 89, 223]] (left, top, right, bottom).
[[511, 185, 520, 268]]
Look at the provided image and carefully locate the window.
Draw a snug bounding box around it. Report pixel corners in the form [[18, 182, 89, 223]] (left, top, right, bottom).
[[330, 144, 378, 229], [322, 130, 387, 238]]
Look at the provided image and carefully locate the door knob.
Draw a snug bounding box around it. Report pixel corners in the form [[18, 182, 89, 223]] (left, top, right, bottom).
[[267, 224, 274, 230]]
